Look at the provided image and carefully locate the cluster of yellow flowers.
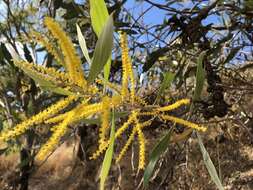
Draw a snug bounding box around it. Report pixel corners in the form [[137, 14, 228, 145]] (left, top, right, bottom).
[[0, 17, 206, 169]]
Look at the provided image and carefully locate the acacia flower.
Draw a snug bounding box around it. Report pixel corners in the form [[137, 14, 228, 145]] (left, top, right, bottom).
[[36, 112, 73, 160], [44, 17, 87, 89], [120, 32, 135, 103], [0, 95, 77, 141], [99, 97, 111, 147], [30, 31, 63, 65]]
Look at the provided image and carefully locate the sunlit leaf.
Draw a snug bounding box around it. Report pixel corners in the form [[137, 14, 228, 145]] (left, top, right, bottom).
[[76, 24, 91, 65], [90, 0, 112, 86], [88, 14, 113, 83], [90, 0, 109, 36]]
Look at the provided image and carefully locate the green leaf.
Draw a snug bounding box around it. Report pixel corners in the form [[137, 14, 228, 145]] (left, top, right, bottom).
[[100, 110, 115, 190], [76, 24, 92, 65], [156, 72, 175, 103], [143, 128, 173, 187], [103, 58, 111, 87], [88, 14, 114, 83], [193, 51, 206, 101], [197, 132, 224, 190], [192, 52, 224, 190], [40, 85, 72, 96], [90, 0, 112, 86], [90, 0, 109, 36]]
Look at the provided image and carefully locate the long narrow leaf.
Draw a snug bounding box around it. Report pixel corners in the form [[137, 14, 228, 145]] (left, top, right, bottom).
[[100, 111, 115, 190], [90, 0, 112, 85], [90, 0, 109, 36], [193, 51, 224, 190], [76, 24, 91, 65], [88, 14, 113, 83], [197, 133, 224, 190], [143, 128, 173, 187], [193, 51, 206, 101], [103, 58, 111, 88]]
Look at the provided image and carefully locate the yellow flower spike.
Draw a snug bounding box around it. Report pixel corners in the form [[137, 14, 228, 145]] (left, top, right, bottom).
[[135, 96, 148, 106], [119, 32, 135, 103], [45, 113, 67, 124], [45, 98, 90, 124], [119, 32, 129, 98], [0, 95, 77, 141], [157, 99, 190, 112], [13, 60, 70, 82], [67, 102, 103, 124], [36, 112, 73, 161], [140, 119, 153, 129], [44, 17, 87, 89], [130, 112, 146, 169], [99, 97, 111, 147], [115, 111, 137, 138], [89, 141, 109, 160], [116, 128, 136, 163], [110, 95, 123, 107], [136, 123, 146, 169], [160, 115, 206, 132], [31, 31, 63, 65]]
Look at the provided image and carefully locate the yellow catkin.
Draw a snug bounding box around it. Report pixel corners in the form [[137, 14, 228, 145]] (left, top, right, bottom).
[[136, 123, 145, 169], [89, 141, 109, 160], [160, 115, 206, 132], [119, 32, 135, 103], [49, 102, 102, 126], [46, 103, 102, 125], [44, 17, 87, 89], [116, 128, 136, 163], [36, 113, 73, 160], [31, 31, 63, 65], [45, 113, 67, 124], [13, 60, 75, 89], [0, 95, 77, 141], [135, 96, 148, 106], [45, 98, 91, 124], [55, 102, 103, 127], [119, 32, 129, 99], [99, 97, 110, 147], [140, 119, 152, 129], [39, 101, 104, 160], [131, 112, 146, 169], [157, 99, 190, 112], [115, 111, 137, 138], [110, 95, 122, 107]]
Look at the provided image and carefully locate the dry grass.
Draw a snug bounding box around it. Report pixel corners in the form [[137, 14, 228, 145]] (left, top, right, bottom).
[[0, 123, 253, 190]]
